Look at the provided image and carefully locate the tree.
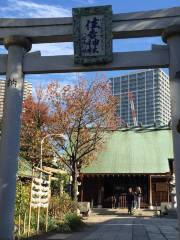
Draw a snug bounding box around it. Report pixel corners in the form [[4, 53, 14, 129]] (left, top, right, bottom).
[[20, 86, 53, 166], [46, 77, 118, 201]]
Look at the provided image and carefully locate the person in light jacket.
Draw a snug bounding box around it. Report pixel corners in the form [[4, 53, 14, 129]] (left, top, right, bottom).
[[136, 186, 142, 209]]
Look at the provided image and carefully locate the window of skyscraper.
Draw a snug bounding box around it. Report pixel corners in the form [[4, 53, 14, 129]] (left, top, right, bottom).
[[113, 78, 120, 95]]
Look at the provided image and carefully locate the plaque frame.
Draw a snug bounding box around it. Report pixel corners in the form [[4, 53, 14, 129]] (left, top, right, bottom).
[[73, 5, 113, 65]]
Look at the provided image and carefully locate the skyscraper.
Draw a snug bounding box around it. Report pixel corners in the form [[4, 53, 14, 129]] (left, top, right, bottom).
[[0, 79, 32, 121], [110, 69, 171, 126]]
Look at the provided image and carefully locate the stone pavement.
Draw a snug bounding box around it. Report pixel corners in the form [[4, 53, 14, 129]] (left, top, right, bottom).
[[27, 209, 179, 240], [82, 217, 178, 240]]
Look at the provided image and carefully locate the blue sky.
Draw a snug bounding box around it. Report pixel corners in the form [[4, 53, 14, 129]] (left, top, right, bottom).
[[0, 0, 179, 86]]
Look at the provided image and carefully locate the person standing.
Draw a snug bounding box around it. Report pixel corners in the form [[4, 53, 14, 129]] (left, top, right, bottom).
[[136, 186, 142, 209], [126, 187, 134, 214], [112, 195, 116, 209], [133, 189, 138, 209], [115, 192, 119, 208]]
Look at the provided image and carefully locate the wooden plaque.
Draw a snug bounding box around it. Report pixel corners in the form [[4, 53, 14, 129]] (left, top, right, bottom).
[[73, 5, 113, 65]]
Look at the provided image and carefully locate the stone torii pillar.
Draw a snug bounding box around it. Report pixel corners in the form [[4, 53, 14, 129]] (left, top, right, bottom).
[[162, 25, 180, 239], [0, 36, 31, 239]]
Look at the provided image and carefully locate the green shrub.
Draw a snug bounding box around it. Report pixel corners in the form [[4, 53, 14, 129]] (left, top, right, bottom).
[[56, 222, 71, 232], [39, 215, 69, 233], [15, 181, 30, 218], [64, 213, 85, 231], [47, 217, 59, 232], [14, 180, 31, 237], [49, 193, 78, 219]]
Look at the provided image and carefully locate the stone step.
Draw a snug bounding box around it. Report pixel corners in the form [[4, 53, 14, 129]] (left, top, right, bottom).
[[168, 208, 177, 216]]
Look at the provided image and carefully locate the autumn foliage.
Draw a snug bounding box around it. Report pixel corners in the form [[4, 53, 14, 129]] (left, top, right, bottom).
[[20, 77, 118, 200], [20, 87, 53, 166], [46, 78, 118, 200]]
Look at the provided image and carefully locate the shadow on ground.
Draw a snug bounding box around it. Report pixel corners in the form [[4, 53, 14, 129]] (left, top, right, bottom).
[[24, 208, 178, 240]]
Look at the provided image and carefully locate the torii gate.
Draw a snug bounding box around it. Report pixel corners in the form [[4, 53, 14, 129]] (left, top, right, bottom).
[[0, 5, 180, 239]]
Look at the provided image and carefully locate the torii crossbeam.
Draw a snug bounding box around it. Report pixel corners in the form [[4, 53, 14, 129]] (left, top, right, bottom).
[[0, 6, 180, 239]]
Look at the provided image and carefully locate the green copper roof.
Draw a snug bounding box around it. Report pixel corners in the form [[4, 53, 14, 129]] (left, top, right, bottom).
[[17, 157, 32, 178], [82, 129, 173, 174]]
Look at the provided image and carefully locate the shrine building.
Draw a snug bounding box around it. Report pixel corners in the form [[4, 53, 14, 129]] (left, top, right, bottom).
[[80, 126, 173, 208]]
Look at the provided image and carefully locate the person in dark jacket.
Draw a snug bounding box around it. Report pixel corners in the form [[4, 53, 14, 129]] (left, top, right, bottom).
[[115, 193, 119, 208], [126, 187, 134, 214]]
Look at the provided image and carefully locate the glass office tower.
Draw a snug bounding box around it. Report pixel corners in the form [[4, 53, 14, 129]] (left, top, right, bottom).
[[110, 69, 171, 126]]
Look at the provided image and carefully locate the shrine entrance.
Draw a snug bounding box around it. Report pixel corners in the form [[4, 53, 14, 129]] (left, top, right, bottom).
[[82, 175, 149, 208], [0, 5, 180, 239], [81, 174, 171, 209]]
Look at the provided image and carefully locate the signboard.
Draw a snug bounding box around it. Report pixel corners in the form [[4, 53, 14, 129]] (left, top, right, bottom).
[[73, 5, 113, 65], [31, 177, 50, 208], [28, 168, 51, 235]]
